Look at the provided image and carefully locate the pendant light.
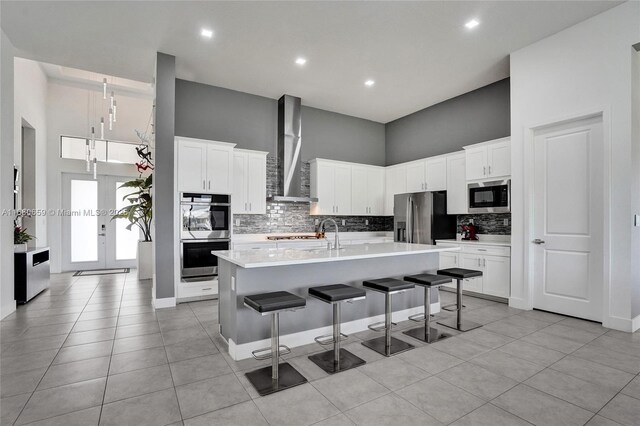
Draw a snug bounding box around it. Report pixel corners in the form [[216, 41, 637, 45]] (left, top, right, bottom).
[[90, 126, 96, 150], [102, 78, 107, 99], [113, 100, 117, 123], [110, 91, 114, 109], [108, 107, 113, 130], [100, 117, 105, 140], [85, 139, 91, 172], [93, 158, 97, 180]]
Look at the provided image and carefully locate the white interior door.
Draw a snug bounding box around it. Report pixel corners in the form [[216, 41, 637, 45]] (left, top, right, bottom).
[[532, 116, 603, 321], [62, 173, 138, 271]]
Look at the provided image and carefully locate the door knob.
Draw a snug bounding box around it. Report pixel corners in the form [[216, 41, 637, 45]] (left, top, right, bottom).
[[532, 239, 545, 244]]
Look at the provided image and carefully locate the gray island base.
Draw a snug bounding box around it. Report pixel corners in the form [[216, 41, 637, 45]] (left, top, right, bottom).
[[214, 242, 459, 360]]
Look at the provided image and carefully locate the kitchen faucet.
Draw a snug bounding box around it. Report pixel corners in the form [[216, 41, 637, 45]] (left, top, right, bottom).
[[319, 218, 341, 250]]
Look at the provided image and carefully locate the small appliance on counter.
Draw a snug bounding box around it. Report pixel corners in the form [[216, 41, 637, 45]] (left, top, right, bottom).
[[461, 223, 478, 241]]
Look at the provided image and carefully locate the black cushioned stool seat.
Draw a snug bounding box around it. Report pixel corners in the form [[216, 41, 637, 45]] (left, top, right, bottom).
[[402, 273, 452, 344], [244, 291, 306, 313], [436, 268, 483, 332], [361, 278, 415, 357], [309, 284, 366, 303], [244, 291, 307, 396], [363, 278, 414, 293], [437, 268, 483, 279], [404, 273, 452, 287], [308, 284, 367, 374]]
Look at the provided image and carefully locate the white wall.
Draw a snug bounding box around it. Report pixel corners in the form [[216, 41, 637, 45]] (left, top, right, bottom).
[[1, 29, 16, 319], [46, 79, 153, 272], [510, 2, 640, 331], [632, 47, 640, 318], [14, 58, 48, 245]]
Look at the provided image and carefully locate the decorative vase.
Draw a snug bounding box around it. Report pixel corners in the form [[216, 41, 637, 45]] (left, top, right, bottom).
[[14, 243, 27, 253], [137, 241, 153, 280]]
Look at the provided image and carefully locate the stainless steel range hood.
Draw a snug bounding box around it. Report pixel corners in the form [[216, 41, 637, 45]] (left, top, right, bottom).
[[267, 95, 317, 203]]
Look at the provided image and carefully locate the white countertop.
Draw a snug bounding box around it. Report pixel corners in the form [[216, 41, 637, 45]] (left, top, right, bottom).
[[435, 236, 511, 247], [213, 242, 459, 268]]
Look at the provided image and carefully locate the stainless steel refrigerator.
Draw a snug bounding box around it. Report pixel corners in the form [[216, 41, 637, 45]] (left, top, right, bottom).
[[394, 191, 457, 244]]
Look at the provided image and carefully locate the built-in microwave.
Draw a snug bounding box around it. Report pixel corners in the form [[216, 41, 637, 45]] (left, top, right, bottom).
[[180, 193, 230, 240], [468, 180, 510, 213]]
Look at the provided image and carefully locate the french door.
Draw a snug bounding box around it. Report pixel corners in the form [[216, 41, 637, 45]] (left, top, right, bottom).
[[532, 115, 604, 321], [62, 173, 139, 271]]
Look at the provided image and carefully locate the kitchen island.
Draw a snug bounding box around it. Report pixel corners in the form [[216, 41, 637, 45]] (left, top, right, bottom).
[[214, 242, 459, 360]]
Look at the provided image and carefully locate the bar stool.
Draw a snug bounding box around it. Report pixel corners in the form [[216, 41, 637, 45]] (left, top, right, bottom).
[[244, 291, 308, 396], [361, 278, 415, 357], [402, 273, 452, 343], [307, 284, 367, 374], [436, 268, 483, 332]]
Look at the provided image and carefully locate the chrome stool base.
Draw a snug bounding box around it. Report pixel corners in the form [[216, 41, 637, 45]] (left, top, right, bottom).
[[308, 348, 366, 374], [437, 317, 482, 332], [403, 325, 451, 343], [362, 335, 414, 357], [245, 362, 307, 396]]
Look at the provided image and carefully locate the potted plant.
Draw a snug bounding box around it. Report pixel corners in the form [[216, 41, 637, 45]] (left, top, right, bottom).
[[112, 174, 153, 278], [14, 223, 34, 253]]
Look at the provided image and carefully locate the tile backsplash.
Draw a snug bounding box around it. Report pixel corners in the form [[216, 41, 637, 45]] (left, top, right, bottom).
[[456, 213, 511, 235], [233, 156, 393, 234], [233, 155, 509, 236]]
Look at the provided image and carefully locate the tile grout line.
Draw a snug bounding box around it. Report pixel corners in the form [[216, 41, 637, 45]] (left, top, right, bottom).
[[10, 274, 104, 425], [97, 272, 129, 425]]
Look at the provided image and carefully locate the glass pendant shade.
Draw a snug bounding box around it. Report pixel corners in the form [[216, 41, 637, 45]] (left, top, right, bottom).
[[85, 139, 91, 171], [93, 158, 97, 179], [113, 100, 117, 123], [100, 118, 105, 140], [110, 91, 114, 109], [103, 78, 107, 99], [109, 108, 113, 130]]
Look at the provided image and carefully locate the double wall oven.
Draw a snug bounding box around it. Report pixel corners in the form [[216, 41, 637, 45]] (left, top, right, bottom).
[[180, 193, 230, 279]]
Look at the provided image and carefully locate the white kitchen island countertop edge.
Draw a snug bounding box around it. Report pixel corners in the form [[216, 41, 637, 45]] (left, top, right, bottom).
[[213, 242, 460, 269]]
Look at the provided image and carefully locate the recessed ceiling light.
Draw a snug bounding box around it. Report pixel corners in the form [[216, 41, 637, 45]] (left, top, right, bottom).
[[465, 19, 480, 29], [364, 80, 375, 87], [295, 57, 307, 66], [200, 28, 214, 38]]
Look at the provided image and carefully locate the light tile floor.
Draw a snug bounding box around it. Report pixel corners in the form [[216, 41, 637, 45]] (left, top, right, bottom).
[[1, 271, 639, 425]]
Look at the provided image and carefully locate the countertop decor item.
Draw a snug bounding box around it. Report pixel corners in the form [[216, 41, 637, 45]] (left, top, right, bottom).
[[14, 222, 34, 253]]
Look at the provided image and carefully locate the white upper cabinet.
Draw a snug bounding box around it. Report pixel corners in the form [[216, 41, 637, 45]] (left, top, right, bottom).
[[464, 137, 511, 181], [177, 137, 236, 194], [232, 149, 267, 214], [425, 156, 447, 191], [351, 165, 385, 216], [310, 159, 352, 216], [405, 160, 426, 192], [177, 140, 208, 192], [384, 165, 407, 215], [487, 140, 511, 178], [446, 152, 467, 214]]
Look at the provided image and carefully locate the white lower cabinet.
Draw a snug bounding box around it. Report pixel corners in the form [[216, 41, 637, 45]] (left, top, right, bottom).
[[437, 242, 510, 298]]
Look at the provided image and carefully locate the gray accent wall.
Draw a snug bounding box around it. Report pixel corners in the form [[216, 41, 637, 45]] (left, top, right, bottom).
[[385, 78, 510, 165], [174, 79, 386, 166], [154, 53, 176, 300]]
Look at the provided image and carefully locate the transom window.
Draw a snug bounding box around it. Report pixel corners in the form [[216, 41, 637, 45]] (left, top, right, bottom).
[[60, 136, 141, 165]]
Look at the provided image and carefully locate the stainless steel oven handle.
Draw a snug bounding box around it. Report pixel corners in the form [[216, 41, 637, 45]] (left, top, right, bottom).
[[181, 202, 231, 206], [181, 239, 231, 243]]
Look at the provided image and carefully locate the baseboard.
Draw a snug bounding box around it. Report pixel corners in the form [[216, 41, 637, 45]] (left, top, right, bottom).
[[508, 297, 531, 310], [228, 304, 438, 361], [603, 314, 639, 332], [153, 297, 176, 309]]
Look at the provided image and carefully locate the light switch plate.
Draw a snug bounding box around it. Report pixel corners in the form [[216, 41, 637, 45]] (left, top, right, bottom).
[[235, 219, 241, 226], [342, 219, 346, 226], [314, 219, 319, 225], [365, 219, 369, 226], [503, 219, 509, 226]]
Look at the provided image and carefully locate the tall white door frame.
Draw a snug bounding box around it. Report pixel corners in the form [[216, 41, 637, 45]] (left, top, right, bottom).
[[518, 108, 611, 324]]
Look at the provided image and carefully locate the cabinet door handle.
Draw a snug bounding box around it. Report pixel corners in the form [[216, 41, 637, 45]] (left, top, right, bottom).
[[208, 180, 211, 190], [249, 202, 251, 211], [425, 182, 428, 190], [336, 205, 339, 213], [488, 165, 492, 175], [483, 166, 486, 176], [483, 258, 486, 267], [478, 258, 481, 267], [203, 180, 206, 189], [244, 202, 247, 211]]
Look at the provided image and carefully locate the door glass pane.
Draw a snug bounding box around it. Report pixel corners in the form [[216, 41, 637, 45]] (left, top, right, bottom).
[[115, 181, 139, 260], [71, 179, 98, 262]]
